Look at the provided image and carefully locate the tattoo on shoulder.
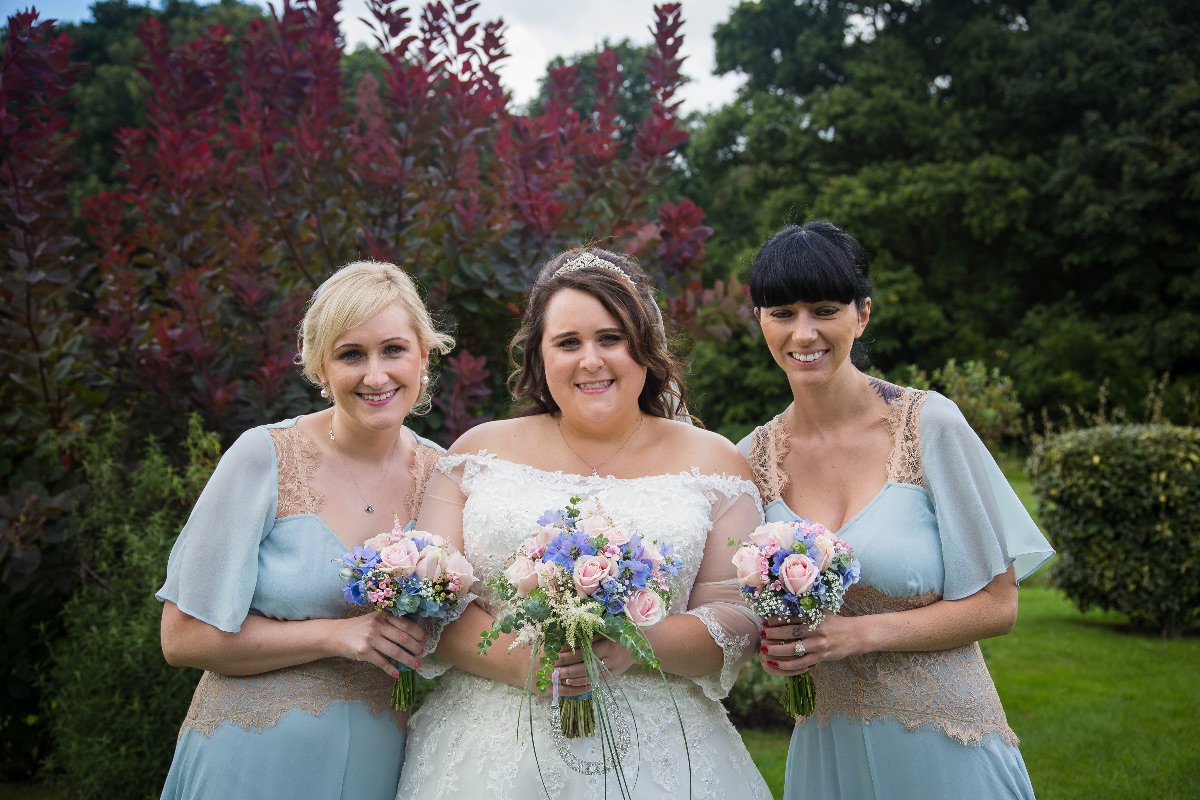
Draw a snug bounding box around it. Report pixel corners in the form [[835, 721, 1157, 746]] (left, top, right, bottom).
[[868, 377, 904, 404]]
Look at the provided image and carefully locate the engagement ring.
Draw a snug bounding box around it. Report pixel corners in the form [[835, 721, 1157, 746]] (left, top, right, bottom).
[[794, 641, 807, 656]]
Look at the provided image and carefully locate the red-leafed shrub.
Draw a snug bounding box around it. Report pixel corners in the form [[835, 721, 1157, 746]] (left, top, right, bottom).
[[2, 0, 734, 785]]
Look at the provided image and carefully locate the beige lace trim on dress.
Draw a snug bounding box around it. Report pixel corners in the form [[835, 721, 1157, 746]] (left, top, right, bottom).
[[178, 425, 441, 739], [746, 414, 790, 504], [802, 585, 1018, 746], [749, 389, 1018, 747], [179, 658, 404, 738], [269, 426, 323, 517], [406, 443, 441, 521]]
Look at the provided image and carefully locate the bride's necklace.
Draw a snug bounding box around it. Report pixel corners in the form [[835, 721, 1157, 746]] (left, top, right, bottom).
[[557, 413, 643, 477], [328, 414, 401, 513]]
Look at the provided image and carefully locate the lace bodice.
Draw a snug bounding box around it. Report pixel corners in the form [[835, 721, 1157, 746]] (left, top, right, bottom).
[[442, 452, 759, 615]]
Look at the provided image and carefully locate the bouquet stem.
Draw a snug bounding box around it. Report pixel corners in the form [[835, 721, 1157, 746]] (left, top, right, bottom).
[[391, 667, 416, 711], [559, 693, 596, 738], [781, 673, 815, 717]]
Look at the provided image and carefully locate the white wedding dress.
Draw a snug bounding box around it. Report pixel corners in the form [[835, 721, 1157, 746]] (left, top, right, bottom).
[[395, 453, 772, 800]]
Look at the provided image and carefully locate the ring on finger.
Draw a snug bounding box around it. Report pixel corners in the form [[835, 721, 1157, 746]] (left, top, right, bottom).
[[793, 640, 806, 656]]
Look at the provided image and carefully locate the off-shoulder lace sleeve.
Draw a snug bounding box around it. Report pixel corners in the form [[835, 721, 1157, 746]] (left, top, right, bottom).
[[919, 392, 1054, 599], [410, 454, 482, 678], [683, 476, 764, 700], [155, 427, 277, 633]]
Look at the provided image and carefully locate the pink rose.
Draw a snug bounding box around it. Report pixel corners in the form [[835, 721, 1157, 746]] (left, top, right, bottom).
[[535, 561, 560, 590], [624, 588, 666, 627], [732, 545, 764, 588], [604, 527, 633, 547], [378, 539, 420, 576], [572, 555, 617, 596], [415, 545, 449, 581], [779, 553, 819, 595], [810, 534, 835, 572], [640, 540, 665, 567], [504, 557, 540, 597], [577, 514, 614, 539], [364, 532, 392, 552], [749, 521, 796, 549], [529, 525, 560, 550], [445, 551, 476, 585]]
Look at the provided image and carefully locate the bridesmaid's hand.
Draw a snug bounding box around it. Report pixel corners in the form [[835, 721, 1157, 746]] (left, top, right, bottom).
[[336, 611, 426, 677], [550, 637, 635, 696], [758, 614, 861, 677]]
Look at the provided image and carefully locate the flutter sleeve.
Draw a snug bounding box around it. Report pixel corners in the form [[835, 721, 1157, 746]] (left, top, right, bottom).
[[920, 392, 1054, 600], [155, 427, 277, 633], [682, 476, 765, 700]]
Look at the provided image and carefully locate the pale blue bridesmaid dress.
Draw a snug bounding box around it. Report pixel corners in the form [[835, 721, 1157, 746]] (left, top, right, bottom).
[[156, 418, 441, 800], [739, 390, 1053, 800]]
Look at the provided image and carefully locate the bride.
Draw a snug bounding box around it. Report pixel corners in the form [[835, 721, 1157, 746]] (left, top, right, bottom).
[[396, 248, 771, 799]]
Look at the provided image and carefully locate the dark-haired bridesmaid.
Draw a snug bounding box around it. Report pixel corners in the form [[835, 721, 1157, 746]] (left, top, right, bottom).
[[739, 221, 1053, 800]]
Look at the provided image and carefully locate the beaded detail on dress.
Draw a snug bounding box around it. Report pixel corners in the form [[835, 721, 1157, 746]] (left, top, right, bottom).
[[179, 658, 404, 738], [406, 443, 441, 521], [746, 388, 1018, 747]]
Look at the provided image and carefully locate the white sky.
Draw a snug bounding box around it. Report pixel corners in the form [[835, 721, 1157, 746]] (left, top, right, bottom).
[[12, 0, 747, 114]]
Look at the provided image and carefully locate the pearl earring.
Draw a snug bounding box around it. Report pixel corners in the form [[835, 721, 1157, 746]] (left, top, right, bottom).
[[421, 374, 429, 384], [320, 385, 330, 399]]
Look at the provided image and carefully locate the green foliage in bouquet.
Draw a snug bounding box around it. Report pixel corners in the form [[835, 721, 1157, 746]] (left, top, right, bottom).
[[1027, 424, 1200, 638], [42, 416, 216, 799]]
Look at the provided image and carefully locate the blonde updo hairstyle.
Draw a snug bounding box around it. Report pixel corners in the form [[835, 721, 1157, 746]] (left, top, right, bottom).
[[298, 260, 454, 415]]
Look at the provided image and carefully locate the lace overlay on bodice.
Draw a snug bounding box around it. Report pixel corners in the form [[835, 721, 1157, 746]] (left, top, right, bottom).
[[746, 390, 929, 505], [270, 425, 440, 521], [803, 585, 1018, 746], [178, 426, 440, 738], [270, 426, 323, 517], [746, 389, 1017, 747], [179, 658, 404, 738]]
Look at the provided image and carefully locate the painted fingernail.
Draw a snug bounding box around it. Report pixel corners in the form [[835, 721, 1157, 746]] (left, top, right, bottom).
[[392, 670, 400, 679], [759, 645, 768, 653], [767, 660, 779, 667]]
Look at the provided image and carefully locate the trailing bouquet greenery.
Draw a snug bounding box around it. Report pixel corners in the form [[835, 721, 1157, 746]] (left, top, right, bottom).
[[479, 497, 683, 738]]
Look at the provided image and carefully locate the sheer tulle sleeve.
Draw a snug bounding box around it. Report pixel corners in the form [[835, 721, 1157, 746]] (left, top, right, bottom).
[[920, 392, 1054, 600], [683, 478, 765, 700], [155, 427, 277, 633], [410, 455, 478, 678]]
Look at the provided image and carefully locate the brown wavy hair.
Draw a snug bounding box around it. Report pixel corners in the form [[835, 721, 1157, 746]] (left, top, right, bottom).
[[508, 247, 690, 420]]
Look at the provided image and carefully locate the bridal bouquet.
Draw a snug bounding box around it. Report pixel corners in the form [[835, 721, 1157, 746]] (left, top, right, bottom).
[[337, 517, 476, 709], [732, 518, 861, 716], [479, 496, 683, 740]]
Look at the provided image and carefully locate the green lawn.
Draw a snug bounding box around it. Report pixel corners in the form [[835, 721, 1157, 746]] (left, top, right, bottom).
[[741, 586, 1200, 800]]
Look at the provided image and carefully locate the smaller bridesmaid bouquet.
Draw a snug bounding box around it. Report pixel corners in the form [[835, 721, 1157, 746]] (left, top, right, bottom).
[[336, 517, 476, 709], [732, 519, 861, 716]]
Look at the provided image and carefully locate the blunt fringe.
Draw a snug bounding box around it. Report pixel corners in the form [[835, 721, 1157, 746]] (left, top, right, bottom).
[[749, 221, 872, 309]]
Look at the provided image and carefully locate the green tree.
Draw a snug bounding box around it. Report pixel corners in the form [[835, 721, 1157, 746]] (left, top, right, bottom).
[[687, 0, 1200, 420]]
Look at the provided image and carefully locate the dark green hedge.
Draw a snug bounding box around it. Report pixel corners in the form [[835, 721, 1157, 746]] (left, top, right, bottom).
[[43, 418, 214, 799], [1027, 425, 1200, 638]]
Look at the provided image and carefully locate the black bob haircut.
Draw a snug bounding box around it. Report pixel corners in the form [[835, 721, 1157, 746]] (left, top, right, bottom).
[[748, 221, 872, 309]]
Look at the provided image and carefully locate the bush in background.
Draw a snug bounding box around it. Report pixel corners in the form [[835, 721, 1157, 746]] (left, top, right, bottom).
[[1027, 424, 1200, 638], [891, 359, 1023, 453], [722, 661, 794, 730], [42, 417, 214, 799]]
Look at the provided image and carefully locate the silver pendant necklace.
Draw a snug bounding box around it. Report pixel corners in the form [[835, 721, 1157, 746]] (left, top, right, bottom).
[[557, 413, 642, 477], [329, 415, 400, 513]]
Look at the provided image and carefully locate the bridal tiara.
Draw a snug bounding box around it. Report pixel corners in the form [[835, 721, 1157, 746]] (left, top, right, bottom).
[[552, 252, 637, 288]]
